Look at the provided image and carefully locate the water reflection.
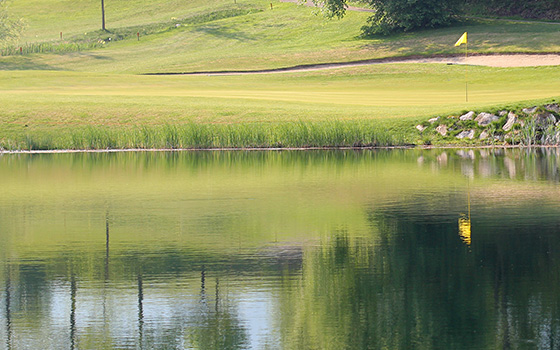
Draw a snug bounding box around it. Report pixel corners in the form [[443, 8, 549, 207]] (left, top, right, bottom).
[[458, 189, 471, 246], [1, 149, 560, 349], [421, 147, 560, 182], [4, 267, 11, 350]]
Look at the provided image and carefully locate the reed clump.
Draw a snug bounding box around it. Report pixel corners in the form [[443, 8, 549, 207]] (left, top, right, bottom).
[[0, 121, 407, 151]]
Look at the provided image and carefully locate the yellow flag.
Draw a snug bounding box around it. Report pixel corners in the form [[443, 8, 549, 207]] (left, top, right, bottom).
[[454, 32, 467, 46]]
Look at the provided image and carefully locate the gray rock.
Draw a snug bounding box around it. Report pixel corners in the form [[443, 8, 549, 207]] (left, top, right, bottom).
[[475, 112, 499, 126], [436, 124, 447, 136], [499, 110, 508, 117], [428, 117, 440, 124], [416, 124, 426, 132], [479, 130, 489, 140], [544, 103, 560, 113], [503, 112, 517, 131], [535, 113, 556, 126], [456, 129, 476, 139], [459, 111, 475, 121], [522, 106, 538, 114]]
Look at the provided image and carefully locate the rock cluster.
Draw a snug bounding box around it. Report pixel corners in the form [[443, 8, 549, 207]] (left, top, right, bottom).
[[416, 103, 560, 145]]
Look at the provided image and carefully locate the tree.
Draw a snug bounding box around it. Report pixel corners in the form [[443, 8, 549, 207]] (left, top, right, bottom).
[[0, 0, 24, 43], [101, 0, 106, 30], [311, 0, 462, 35]]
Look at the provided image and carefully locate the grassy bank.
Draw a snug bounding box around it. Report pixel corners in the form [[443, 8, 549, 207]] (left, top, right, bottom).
[[1, 64, 559, 150]]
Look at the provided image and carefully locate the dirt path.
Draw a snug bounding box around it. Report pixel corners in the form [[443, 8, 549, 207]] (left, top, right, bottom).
[[149, 53, 560, 76], [278, 0, 375, 12], [403, 53, 560, 67]]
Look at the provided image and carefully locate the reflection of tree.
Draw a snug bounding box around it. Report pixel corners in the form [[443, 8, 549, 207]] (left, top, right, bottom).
[[5, 266, 12, 350], [137, 273, 144, 350], [185, 268, 249, 350], [278, 211, 560, 349], [70, 273, 77, 350]]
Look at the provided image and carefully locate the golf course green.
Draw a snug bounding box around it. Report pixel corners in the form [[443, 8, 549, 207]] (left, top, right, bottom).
[[1, 0, 559, 150]]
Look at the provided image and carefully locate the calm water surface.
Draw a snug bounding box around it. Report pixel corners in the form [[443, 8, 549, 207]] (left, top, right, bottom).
[[2, 149, 560, 349]]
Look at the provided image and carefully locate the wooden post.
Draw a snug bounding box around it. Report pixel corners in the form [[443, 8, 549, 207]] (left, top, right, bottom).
[[137, 32, 140, 41], [60, 32, 63, 40]]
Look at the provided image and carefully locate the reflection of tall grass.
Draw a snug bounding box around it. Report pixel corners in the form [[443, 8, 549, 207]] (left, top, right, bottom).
[[2, 121, 405, 151]]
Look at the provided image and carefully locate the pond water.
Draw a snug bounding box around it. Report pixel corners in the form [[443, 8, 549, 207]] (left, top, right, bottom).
[[2, 149, 560, 349]]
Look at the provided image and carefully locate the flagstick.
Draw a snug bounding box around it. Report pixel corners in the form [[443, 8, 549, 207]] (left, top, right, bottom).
[[465, 40, 468, 103]]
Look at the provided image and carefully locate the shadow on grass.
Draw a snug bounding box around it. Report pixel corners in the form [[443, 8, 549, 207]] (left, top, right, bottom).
[[0, 57, 60, 71], [192, 23, 258, 42], [358, 18, 560, 55]]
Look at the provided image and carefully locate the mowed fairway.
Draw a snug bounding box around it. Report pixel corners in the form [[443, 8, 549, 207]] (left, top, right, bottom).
[[1, 64, 559, 127]]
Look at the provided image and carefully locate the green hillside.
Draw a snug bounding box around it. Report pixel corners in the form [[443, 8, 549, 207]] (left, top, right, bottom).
[[2, 0, 560, 73]]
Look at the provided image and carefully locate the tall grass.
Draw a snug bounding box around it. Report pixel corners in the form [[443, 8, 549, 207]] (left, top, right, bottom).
[[0, 121, 408, 151]]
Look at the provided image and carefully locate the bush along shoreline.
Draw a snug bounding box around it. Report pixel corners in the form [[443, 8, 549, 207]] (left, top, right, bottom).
[[416, 102, 560, 146]]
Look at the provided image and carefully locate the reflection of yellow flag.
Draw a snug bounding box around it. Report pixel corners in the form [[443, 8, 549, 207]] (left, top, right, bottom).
[[455, 32, 467, 46], [458, 216, 471, 245]]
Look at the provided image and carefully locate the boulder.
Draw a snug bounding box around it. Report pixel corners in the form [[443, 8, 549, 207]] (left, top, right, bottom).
[[428, 117, 440, 124], [535, 113, 556, 126], [503, 112, 517, 131], [475, 112, 499, 126], [456, 129, 476, 139], [545, 104, 560, 113], [499, 110, 508, 117], [522, 106, 538, 114], [459, 111, 475, 121], [416, 125, 426, 132], [479, 130, 489, 140], [436, 124, 447, 136]]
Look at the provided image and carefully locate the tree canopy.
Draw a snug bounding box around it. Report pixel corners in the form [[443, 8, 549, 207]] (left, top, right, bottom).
[[0, 1, 24, 43], [312, 0, 462, 35], [312, 0, 560, 34]]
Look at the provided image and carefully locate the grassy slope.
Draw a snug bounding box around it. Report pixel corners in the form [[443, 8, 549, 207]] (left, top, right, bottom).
[[9, 0, 243, 42], [2, 1, 560, 73]]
